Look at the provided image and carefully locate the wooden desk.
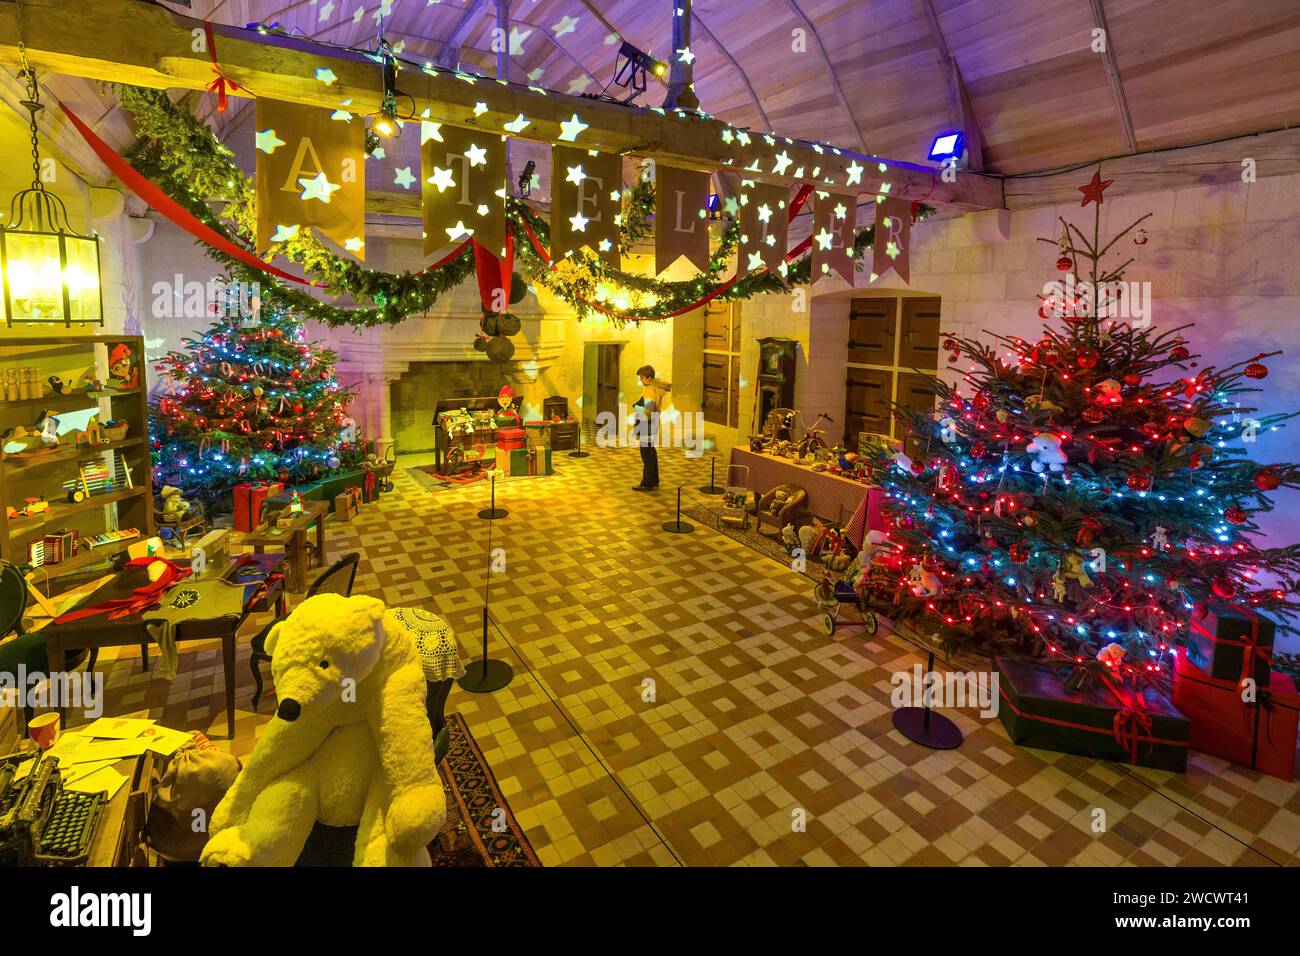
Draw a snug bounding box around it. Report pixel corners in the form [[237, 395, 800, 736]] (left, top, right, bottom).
[[241, 500, 328, 593], [41, 554, 285, 739], [86, 750, 155, 867]]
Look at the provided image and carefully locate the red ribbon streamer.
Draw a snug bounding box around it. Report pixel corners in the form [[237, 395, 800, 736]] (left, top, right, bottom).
[[59, 100, 320, 287], [203, 22, 242, 113]]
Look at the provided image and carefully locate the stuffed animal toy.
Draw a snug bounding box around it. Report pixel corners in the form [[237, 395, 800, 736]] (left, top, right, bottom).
[[1094, 379, 1122, 405], [1026, 432, 1067, 473], [160, 486, 191, 521], [798, 524, 817, 555], [1025, 394, 1064, 416], [780, 523, 800, 551], [201, 594, 444, 867], [908, 562, 942, 597], [1060, 552, 1094, 589]]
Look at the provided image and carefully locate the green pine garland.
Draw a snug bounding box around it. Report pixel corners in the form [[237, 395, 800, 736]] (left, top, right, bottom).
[[115, 85, 926, 328]]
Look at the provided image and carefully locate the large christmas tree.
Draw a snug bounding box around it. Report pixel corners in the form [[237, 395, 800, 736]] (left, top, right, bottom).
[[151, 296, 359, 508], [864, 174, 1300, 677]]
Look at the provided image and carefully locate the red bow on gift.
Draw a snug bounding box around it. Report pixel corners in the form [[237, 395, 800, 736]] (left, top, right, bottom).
[[204, 22, 242, 113]]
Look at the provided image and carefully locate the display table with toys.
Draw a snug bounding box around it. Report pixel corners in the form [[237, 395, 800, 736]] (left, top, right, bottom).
[[240, 500, 329, 594], [728, 446, 883, 547]]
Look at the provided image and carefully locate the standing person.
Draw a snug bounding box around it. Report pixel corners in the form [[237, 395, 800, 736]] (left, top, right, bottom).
[[632, 365, 669, 491]]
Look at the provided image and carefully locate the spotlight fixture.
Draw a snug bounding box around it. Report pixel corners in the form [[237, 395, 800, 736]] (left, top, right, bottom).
[[927, 130, 965, 163], [368, 38, 414, 144], [517, 160, 537, 198], [612, 41, 667, 103]]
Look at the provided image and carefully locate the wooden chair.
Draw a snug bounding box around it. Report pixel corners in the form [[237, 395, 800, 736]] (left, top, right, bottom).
[[155, 498, 207, 549], [755, 482, 808, 536], [248, 552, 360, 712]]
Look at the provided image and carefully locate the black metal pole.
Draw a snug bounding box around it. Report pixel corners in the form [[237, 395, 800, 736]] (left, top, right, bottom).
[[698, 456, 724, 495]]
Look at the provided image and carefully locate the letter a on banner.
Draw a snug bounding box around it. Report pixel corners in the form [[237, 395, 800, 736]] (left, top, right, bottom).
[[654, 164, 711, 275], [873, 197, 912, 283], [256, 98, 365, 258], [811, 191, 857, 284], [551, 145, 622, 268], [738, 182, 790, 274], [422, 122, 508, 257]]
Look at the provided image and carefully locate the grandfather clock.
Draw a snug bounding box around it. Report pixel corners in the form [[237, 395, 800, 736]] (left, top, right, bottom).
[[755, 337, 797, 429]]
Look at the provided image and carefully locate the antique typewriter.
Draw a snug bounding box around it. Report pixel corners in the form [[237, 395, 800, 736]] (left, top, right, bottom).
[[0, 750, 106, 866]]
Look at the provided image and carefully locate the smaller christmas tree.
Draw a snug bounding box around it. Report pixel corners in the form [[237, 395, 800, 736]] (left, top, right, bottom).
[[151, 290, 360, 509]]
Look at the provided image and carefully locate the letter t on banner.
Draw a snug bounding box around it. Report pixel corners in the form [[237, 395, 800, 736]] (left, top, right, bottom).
[[873, 197, 912, 283], [551, 145, 622, 268], [654, 164, 711, 275], [811, 191, 857, 284], [422, 122, 508, 257], [255, 98, 365, 258]]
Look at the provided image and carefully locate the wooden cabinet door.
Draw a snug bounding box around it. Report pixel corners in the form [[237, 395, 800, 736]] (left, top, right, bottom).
[[702, 354, 728, 423], [848, 298, 896, 366], [897, 372, 938, 457], [899, 297, 941, 370], [703, 302, 730, 350], [844, 368, 893, 444]]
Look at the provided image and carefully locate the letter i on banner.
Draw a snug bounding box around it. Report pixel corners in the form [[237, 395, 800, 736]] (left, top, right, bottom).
[[255, 98, 366, 258], [551, 145, 622, 268], [738, 182, 790, 274], [421, 121, 508, 257], [811, 190, 857, 283], [873, 196, 912, 283], [654, 164, 712, 275]]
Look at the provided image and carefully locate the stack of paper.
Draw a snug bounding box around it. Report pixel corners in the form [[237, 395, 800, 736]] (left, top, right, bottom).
[[37, 717, 200, 799]]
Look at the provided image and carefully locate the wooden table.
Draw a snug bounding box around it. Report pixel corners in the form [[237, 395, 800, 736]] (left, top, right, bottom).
[[42, 554, 285, 739], [727, 446, 884, 545], [85, 750, 156, 867], [241, 500, 328, 593]]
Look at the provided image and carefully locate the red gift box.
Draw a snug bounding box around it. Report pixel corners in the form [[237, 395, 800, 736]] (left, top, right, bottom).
[[496, 427, 526, 451], [1186, 603, 1275, 687], [1172, 649, 1298, 781], [233, 481, 284, 533]]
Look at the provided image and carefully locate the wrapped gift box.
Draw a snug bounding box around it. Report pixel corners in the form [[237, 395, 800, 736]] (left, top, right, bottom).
[[996, 656, 1190, 772], [334, 487, 361, 522], [1172, 650, 1297, 780], [1186, 603, 1275, 687], [524, 421, 552, 449], [233, 481, 284, 533], [494, 446, 552, 477]]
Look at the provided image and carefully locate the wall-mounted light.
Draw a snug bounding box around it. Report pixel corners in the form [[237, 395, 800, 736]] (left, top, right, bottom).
[[613, 41, 667, 103]]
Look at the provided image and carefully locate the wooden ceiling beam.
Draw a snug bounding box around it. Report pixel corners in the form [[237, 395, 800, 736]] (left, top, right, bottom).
[[0, 0, 1003, 210], [437, 0, 490, 70], [1087, 0, 1139, 154]]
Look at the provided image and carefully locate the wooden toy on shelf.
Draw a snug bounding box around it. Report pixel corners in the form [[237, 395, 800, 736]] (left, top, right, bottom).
[[7, 497, 50, 519], [62, 456, 133, 503]]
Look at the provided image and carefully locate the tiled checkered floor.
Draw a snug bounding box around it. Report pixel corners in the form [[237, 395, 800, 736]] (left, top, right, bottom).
[[83, 446, 1300, 866]]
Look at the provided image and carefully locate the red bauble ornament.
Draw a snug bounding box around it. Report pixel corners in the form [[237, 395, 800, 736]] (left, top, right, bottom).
[[971, 392, 989, 411], [897, 515, 915, 530], [293, 404, 303, 413], [1254, 468, 1281, 491], [1082, 406, 1105, 424], [1126, 468, 1153, 492], [1224, 506, 1248, 525], [1077, 348, 1100, 369], [1122, 372, 1141, 387], [1244, 361, 1269, 380], [1008, 542, 1029, 564], [943, 338, 957, 351], [910, 459, 926, 477], [1170, 346, 1190, 361], [1056, 256, 1073, 271], [1211, 578, 1236, 600], [970, 441, 987, 459]]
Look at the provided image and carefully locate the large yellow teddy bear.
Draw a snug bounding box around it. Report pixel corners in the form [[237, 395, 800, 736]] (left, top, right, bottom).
[[200, 594, 445, 866]]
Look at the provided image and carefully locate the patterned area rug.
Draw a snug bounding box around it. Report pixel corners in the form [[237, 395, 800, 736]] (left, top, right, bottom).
[[431, 713, 541, 867], [405, 465, 487, 493]]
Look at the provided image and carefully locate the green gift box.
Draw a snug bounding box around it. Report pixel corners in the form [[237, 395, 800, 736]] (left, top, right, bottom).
[[995, 656, 1189, 772], [266, 481, 326, 512]]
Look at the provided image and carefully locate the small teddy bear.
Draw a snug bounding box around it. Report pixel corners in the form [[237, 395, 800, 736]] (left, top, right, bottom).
[[1094, 379, 1122, 405], [161, 485, 191, 521], [1097, 642, 1126, 668], [1060, 552, 1094, 588], [908, 562, 942, 597], [780, 523, 800, 551], [1026, 432, 1067, 473]]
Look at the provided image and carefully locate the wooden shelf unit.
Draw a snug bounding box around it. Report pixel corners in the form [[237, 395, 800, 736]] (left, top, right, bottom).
[[0, 335, 154, 580]]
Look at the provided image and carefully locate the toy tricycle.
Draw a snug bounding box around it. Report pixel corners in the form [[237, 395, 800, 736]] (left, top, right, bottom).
[[813, 569, 878, 637]]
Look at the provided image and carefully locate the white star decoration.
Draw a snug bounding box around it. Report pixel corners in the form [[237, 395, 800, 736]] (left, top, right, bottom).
[[558, 113, 589, 142], [746, 251, 764, 272], [757, 203, 772, 223], [298, 172, 340, 203], [569, 211, 589, 232], [566, 165, 587, 185], [428, 167, 456, 192], [473, 102, 489, 116], [393, 167, 416, 189], [552, 15, 579, 37], [255, 129, 285, 154], [677, 47, 695, 64], [446, 221, 474, 240], [772, 151, 792, 175], [270, 224, 300, 243], [845, 160, 864, 186], [464, 143, 488, 167], [834, 202, 847, 219], [504, 113, 531, 133], [318, 2, 334, 21], [815, 228, 834, 250], [598, 239, 612, 252], [315, 68, 337, 85], [344, 237, 365, 252], [421, 121, 443, 144]]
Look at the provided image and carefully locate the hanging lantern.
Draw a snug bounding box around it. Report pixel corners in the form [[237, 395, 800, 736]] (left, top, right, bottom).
[[0, 66, 103, 327]]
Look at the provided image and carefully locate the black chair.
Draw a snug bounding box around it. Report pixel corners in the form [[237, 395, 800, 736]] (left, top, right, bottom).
[[426, 678, 454, 766], [248, 552, 360, 712]]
